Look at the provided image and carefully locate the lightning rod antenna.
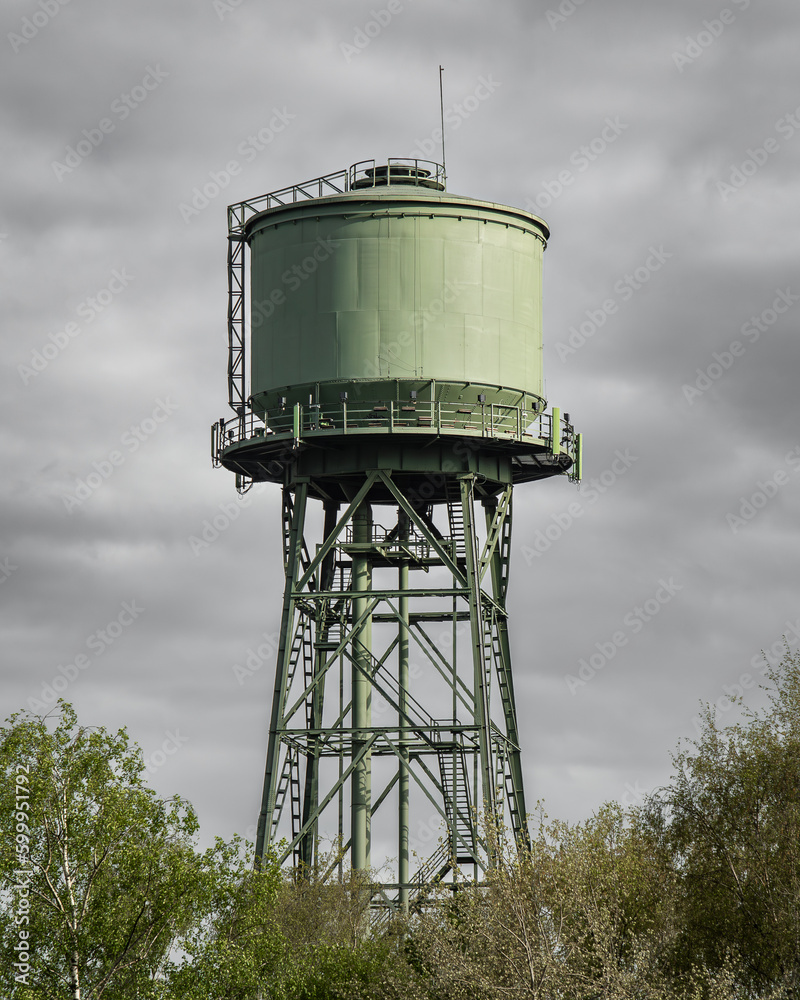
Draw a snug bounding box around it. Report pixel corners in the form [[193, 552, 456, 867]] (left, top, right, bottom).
[[439, 65, 446, 183]]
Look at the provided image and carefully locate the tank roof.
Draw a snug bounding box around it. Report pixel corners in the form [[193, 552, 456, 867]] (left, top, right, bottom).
[[242, 185, 549, 241], [228, 158, 549, 241]]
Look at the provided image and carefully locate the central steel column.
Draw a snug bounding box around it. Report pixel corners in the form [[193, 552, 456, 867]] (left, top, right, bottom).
[[300, 500, 339, 870], [351, 501, 372, 871], [398, 510, 410, 911]]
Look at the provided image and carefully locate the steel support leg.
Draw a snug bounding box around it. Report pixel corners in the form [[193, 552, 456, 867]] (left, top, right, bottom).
[[461, 477, 497, 844], [256, 482, 308, 864], [398, 510, 410, 911], [351, 502, 372, 871]]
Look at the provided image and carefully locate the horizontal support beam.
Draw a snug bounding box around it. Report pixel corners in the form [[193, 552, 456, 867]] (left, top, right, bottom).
[[292, 587, 472, 600], [280, 733, 378, 863], [371, 611, 472, 623]]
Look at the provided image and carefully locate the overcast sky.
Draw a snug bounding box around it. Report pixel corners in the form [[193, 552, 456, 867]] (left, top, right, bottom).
[[2, 0, 799, 854]]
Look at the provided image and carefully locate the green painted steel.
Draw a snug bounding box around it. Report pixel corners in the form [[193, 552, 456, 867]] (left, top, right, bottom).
[[216, 160, 580, 492], [551, 407, 561, 456], [252, 472, 527, 920], [245, 188, 549, 415], [351, 503, 373, 871], [398, 511, 410, 912], [219, 161, 582, 924]]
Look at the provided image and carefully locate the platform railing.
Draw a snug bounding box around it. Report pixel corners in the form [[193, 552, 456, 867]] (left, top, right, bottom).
[[228, 169, 349, 236], [342, 521, 431, 555], [227, 157, 446, 237], [213, 399, 549, 447], [347, 158, 446, 191], [212, 399, 580, 477]]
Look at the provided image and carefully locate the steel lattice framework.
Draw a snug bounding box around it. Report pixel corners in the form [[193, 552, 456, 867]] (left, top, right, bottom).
[[252, 470, 529, 914], [213, 159, 581, 919]]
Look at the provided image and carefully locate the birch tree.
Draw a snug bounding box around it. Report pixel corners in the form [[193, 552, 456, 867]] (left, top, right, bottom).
[[0, 701, 212, 999]]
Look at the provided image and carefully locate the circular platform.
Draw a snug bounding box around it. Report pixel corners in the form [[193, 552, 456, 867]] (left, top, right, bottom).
[[215, 408, 575, 503]]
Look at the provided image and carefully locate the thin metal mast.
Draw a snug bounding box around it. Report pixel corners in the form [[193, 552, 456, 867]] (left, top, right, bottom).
[[439, 65, 446, 180]]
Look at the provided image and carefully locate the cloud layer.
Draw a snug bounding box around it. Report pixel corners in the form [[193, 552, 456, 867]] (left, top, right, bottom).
[[2, 0, 799, 847]]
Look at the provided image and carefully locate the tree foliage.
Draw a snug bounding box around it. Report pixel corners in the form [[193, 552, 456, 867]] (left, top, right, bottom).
[[3, 651, 800, 998], [406, 649, 800, 998], [165, 851, 422, 1000], [642, 648, 800, 996], [407, 805, 680, 999], [0, 701, 214, 999]]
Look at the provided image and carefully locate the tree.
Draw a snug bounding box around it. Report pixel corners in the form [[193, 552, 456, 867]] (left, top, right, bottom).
[[0, 701, 419, 1000], [165, 850, 423, 1000], [8, 651, 798, 999], [410, 808, 682, 998], [0, 701, 215, 999], [643, 648, 800, 996], [161, 838, 286, 1000]]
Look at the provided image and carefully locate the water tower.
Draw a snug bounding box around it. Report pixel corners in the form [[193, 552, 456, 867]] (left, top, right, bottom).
[[212, 158, 581, 914]]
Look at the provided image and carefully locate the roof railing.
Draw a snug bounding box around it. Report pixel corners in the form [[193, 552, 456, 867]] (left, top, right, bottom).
[[227, 157, 446, 236]]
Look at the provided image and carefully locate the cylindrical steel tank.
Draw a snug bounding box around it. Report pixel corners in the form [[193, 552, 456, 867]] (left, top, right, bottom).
[[245, 169, 549, 415], [215, 160, 579, 500]]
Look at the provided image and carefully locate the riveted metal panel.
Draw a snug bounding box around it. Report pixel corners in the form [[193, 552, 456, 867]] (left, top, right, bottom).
[[246, 190, 548, 412]]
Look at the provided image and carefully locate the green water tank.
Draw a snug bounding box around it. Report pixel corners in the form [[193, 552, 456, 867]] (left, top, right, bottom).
[[245, 164, 548, 413], [215, 160, 579, 498]]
